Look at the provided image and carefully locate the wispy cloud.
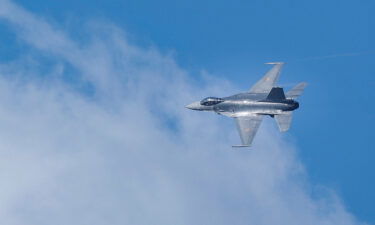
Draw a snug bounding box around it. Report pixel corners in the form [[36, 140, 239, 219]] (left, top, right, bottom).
[[0, 0, 366, 224]]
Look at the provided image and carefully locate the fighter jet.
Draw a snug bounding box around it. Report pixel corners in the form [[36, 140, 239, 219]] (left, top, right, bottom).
[[185, 62, 307, 147]]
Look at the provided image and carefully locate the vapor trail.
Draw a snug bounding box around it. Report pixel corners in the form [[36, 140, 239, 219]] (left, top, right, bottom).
[[291, 51, 374, 62]]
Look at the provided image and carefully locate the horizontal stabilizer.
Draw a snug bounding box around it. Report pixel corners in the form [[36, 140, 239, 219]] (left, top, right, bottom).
[[286, 82, 307, 99], [275, 112, 293, 132], [232, 145, 251, 148], [266, 87, 286, 101]]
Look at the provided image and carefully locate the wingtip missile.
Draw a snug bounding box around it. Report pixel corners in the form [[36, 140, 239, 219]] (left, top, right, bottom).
[[265, 62, 285, 65], [232, 145, 251, 148]]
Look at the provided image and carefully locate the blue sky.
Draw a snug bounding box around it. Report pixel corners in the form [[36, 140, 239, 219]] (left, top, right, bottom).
[[0, 0, 374, 224]]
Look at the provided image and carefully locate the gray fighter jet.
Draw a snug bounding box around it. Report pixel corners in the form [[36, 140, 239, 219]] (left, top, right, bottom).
[[186, 62, 307, 147]]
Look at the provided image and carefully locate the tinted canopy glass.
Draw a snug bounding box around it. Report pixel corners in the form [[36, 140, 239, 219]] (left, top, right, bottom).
[[200, 97, 224, 106]]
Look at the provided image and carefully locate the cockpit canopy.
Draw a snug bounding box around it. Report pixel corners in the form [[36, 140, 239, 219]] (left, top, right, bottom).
[[200, 97, 224, 106]]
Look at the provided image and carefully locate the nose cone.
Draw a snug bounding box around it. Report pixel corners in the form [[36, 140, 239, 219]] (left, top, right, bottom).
[[185, 101, 202, 110]]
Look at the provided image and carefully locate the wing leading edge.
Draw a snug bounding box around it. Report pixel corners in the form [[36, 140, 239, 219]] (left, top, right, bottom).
[[249, 62, 284, 93], [234, 115, 263, 147]]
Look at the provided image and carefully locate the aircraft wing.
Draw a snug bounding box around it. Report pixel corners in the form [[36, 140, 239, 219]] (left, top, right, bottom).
[[233, 115, 263, 147], [249, 62, 284, 93]]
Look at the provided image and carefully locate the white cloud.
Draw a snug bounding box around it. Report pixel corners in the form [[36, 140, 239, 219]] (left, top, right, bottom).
[[0, 0, 366, 224]]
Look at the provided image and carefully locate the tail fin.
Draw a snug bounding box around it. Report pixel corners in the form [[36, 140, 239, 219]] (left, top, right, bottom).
[[275, 112, 293, 132], [266, 87, 286, 101], [286, 82, 307, 99]]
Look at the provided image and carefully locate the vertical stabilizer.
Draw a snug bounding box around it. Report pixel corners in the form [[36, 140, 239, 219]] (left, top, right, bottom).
[[275, 112, 293, 132], [266, 87, 286, 101]]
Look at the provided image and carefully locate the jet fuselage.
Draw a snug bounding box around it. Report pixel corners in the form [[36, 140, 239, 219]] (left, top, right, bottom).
[[186, 93, 299, 118], [185, 62, 306, 147]]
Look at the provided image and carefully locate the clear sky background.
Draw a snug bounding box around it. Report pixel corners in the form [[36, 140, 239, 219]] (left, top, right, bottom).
[[0, 0, 374, 224]]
